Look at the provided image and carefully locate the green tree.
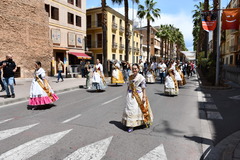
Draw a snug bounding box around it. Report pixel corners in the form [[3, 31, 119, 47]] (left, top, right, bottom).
[[137, 0, 160, 62], [111, 0, 139, 62]]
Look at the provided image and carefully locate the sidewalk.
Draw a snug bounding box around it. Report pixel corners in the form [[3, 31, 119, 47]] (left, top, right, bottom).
[[0, 77, 86, 106], [197, 73, 240, 160]]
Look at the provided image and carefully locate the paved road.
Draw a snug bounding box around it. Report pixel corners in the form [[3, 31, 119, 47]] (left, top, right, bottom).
[[0, 75, 206, 160]]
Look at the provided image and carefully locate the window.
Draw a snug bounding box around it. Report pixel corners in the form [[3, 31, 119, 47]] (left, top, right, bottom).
[[68, 12, 74, 25], [68, 0, 74, 5], [45, 4, 50, 17], [87, 35, 92, 48], [230, 55, 233, 64], [76, 15, 81, 27], [112, 15, 115, 23], [87, 15, 91, 28], [97, 13, 102, 27], [120, 55, 122, 61], [76, 0, 81, 8], [51, 6, 59, 20], [97, 34, 102, 48], [112, 54, 116, 60]]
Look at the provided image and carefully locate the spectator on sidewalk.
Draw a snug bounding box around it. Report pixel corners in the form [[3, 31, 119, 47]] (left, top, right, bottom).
[[80, 60, 86, 78], [0, 68, 5, 92], [56, 57, 64, 83], [85, 61, 91, 89], [0, 54, 17, 98]]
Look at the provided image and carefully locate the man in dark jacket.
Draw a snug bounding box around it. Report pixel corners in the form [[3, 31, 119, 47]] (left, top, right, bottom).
[[0, 55, 17, 98], [0, 68, 5, 92]]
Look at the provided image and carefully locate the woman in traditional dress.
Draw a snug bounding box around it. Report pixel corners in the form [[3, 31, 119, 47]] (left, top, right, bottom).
[[91, 66, 107, 90], [122, 63, 153, 133], [145, 63, 155, 83], [111, 61, 124, 85], [164, 69, 179, 96], [28, 61, 59, 108]]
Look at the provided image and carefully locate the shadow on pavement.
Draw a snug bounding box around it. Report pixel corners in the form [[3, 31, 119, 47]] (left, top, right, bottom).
[[27, 104, 56, 110], [107, 84, 124, 87], [109, 121, 127, 131]]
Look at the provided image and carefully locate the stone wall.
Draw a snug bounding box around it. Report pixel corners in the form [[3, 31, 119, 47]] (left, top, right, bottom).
[[0, 0, 52, 77], [223, 65, 240, 85]]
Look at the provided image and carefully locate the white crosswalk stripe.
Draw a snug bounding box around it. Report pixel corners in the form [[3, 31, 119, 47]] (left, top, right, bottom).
[[0, 129, 72, 160], [0, 118, 14, 124], [0, 123, 39, 141], [138, 144, 167, 160], [63, 136, 113, 160]]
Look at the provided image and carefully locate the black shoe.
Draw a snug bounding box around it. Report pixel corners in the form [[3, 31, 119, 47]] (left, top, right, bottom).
[[12, 94, 15, 98], [0, 89, 5, 92], [61, 79, 64, 82], [5, 95, 11, 98]]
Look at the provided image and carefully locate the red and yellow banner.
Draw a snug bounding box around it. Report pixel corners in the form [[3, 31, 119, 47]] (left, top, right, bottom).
[[222, 8, 240, 30]]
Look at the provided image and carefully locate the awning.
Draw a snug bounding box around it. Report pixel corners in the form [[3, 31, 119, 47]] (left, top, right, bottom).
[[69, 52, 92, 59], [53, 47, 69, 51]]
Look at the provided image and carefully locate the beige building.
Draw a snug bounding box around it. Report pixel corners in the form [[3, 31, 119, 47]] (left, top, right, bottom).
[[0, 0, 52, 78], [86, 6, 141, 64], [221, 0, 240, 66], [136, 26, 162, 62], [44, 0, 87, 76]]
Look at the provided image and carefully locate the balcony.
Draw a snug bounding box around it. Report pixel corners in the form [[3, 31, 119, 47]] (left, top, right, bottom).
[[87, 21, 102, 28], [119, 26, 124, 33], [230, 45, 238, 52], [86, 41, 102, 48], [128, 46, 132, 51], [112, 22, 118, 30], [119, 44, 124, 50], [112, 42, 118, 49]]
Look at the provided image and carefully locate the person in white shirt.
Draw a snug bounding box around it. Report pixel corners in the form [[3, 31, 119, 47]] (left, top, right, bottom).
[[158, 60, 167, 84], [139, 59, 144, 75]]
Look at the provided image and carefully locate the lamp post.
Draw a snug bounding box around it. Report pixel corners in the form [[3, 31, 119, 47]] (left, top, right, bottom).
[[215, 0, 221, 86]]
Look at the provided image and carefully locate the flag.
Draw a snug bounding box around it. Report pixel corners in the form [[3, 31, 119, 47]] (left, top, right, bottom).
[[201, 11, 218, 31], [222, 8, 240, 30]]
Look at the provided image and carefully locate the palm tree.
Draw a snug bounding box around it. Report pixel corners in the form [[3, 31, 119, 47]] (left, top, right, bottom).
[[137, 0, 160, 62], [192, 2, 204, 54], [111, 0, 139, 62], [101, 0, 108, 76]]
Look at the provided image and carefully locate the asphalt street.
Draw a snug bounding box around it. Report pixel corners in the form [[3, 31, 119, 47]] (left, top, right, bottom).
[[0, 75, 205, 160]]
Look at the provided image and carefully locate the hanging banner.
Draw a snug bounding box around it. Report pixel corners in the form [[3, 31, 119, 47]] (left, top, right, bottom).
[[222, 8, 240, 30], [201, 11, 218, 31]]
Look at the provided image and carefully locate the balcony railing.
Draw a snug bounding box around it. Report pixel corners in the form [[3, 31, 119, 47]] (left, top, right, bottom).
[[112, 42, 118, 49], [230, 45, 238, 52], [119, 26, 124, 33], [119, 44, 124, 50], [87, 21, 102, 28], [86, 41, 102, 48], [112, 22, 118, 30]]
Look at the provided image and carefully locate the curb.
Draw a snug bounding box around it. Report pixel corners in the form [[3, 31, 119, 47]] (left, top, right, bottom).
[[203, 131, 240, 160]]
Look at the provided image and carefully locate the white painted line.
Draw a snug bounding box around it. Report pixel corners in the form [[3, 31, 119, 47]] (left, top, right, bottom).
[[64, 136, 113, 160], [229, 95, 240, 100], [101, 96, 122, 105], [0, 129, 72, 160], [204, 104, 217, 110], [138, 144, 167, 160], [62, 114, 81, 123], [0, 118, 14, 124], [207, 111, 223, 120], [0, 123, 39, 141]]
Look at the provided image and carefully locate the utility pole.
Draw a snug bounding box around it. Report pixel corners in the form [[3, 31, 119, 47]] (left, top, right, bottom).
[[101, 0, 108, 76], [215, 0, 221, 86], [131, 0, 135, 64]]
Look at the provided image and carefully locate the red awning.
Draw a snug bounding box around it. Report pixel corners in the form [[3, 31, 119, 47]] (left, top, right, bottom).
[[69, 52, 92, 59]]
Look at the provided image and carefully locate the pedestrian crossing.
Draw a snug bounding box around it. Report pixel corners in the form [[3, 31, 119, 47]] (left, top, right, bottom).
[[0, 118, 168, 160]]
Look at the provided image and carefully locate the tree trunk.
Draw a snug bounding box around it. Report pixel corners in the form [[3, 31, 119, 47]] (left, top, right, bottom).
[[101, 0, 108, 76], [124, 0, 129, 62], [203, 0, 209, 58], [147, 19, 150, 62]]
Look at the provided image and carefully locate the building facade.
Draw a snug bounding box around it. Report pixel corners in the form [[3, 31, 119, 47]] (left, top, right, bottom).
[[221, 0, 240, 66], [44, 0, 87, 76], [136, 26, 162, 62], [0, 0, 52, 78], [86, 7, 141, 64]]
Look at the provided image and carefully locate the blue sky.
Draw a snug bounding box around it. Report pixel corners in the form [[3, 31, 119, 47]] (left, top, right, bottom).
[[87, 0, 230, 51]]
